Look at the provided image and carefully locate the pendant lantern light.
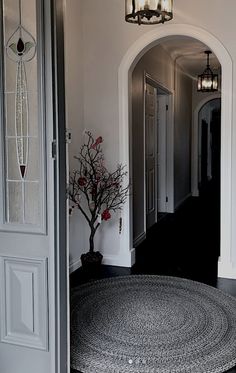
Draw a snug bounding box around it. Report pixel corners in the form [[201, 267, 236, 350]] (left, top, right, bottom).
[[197, 51, 218, 92], [125, 0, 173, 25]]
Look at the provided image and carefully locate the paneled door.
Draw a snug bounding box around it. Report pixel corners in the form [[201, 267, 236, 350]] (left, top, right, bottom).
[[157, 94, 167, 213], [145, 83, 157, 229], [0, 1, 68, 373]]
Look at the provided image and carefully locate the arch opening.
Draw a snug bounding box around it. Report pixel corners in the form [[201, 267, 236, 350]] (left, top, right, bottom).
[[118, 24, 234, 279]]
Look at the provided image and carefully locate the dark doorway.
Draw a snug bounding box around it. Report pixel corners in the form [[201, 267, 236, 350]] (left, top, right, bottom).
[[133, 99, 221, 286], [201, 119, 208, 188]]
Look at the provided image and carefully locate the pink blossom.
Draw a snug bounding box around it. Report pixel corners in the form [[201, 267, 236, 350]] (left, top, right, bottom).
[[91, 136, 103, 149], [78, 177, 87, 186], [102, 209, 111, 221]]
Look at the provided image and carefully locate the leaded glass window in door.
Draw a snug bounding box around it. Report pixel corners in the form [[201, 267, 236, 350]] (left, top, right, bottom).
[[1, 0, 45, 231]]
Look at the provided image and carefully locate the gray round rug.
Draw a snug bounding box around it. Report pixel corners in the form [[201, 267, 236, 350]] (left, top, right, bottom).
[[71, 276, 236, 373]]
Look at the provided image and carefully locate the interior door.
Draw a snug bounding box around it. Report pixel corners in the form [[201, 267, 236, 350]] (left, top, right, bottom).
[[157, 94, 167, 213], [0, 1, 68, 372], [145, 83, 157, 229]]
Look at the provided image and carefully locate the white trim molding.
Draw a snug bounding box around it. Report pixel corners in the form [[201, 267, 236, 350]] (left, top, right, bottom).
[[133, 232, 146, 248], [118, 24, 234, 278], [102, 249, 136, 267], [69, 258, 81, 274], [218, 258, 236, 280]]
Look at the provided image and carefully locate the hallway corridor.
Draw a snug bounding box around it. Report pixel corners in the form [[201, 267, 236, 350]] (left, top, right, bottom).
[[134, 180, 220, 286]]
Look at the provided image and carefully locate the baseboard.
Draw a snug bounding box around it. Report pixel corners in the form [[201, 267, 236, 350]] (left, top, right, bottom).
[[192, 189, 199, 197], [102, 250, 135, 268], [70, 249, 135, 272], [174, 193, 192, 211], [218, 260, 236, 280], [69, 258, 82, 274], [133, 232, 146, 248]]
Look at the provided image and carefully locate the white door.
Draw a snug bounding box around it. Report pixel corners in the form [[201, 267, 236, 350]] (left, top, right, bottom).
[[145, 83, 157, 229], [0, 1, 68, 373], [157, 94, 167, 213]]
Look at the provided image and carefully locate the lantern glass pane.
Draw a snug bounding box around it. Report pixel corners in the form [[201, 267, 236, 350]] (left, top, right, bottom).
[[213, 75, 218, 90], [202, 75, 213, 90], [197, 76, 202, 91], [161, 0, 173, 13], [135, 0, 158, 11]]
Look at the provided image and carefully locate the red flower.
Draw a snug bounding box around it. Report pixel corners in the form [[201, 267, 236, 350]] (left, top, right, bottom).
[[78, 177, 87, 186], [91, 136, 103, 149], [101, 209, 111, 221]]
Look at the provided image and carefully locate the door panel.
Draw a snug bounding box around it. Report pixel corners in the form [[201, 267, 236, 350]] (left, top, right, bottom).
[[0, 256, 48, 350], [145, 84, 157, 229], [157, 95, 167, 213]]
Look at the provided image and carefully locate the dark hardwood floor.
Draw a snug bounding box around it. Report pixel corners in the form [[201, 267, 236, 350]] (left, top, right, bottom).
[[70, 180, 236, 373]]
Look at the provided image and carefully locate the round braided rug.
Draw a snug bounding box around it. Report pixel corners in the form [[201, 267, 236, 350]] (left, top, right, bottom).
[[71, 275, 236, 373]]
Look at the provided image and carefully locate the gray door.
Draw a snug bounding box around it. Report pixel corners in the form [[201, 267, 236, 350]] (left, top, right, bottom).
[[145, 83, 157, 229], [0, 1, 68, 372]]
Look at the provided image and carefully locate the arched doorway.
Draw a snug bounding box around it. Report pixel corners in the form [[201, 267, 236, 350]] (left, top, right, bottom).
[[118, 24, 234, 279], [198, 98, 221, 191], [192, 93, 221, 197]]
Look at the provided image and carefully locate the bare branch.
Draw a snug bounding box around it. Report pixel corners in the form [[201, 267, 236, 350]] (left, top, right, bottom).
[[69, 132, 129, 253]]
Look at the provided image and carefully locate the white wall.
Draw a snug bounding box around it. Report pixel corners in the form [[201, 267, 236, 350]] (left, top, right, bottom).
[[65, 0, 236, 275], [132, 45, 192, 244], [174, 65, 192, 207]]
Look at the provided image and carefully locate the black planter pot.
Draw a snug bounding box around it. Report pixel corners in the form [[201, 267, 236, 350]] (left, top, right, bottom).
[[81, 251, 103, 274]]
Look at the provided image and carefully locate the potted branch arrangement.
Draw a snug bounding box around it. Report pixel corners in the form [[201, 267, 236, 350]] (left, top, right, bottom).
[[68, 131, 129, 273]]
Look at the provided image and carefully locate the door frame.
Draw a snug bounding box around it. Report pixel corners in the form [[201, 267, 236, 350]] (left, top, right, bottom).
[[144, 81, 158, 230], [50, 0, 69, 372], [118, 24, 234, 278], [145, 73, 174, 216]]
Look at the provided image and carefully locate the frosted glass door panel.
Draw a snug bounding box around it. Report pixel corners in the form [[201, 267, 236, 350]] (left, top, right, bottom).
[[1, 0, 45, 232]]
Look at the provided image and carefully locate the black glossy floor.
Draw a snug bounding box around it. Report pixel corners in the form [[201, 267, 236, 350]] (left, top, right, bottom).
[[71, 181, 236, 373], [134, 180, 221, 286]]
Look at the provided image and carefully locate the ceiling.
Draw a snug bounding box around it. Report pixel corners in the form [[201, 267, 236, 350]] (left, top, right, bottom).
[[159, 36, 221, 79]]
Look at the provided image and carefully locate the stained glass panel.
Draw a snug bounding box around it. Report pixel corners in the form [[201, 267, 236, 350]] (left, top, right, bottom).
[[26, 138, 39, 181], [5, 93, 15, 136], [8, 182, 23, 223], [28, 93, 38, 137], [24, 182, 40, 225], [2, 0, 44, 229], [7, 138, 21, 180]]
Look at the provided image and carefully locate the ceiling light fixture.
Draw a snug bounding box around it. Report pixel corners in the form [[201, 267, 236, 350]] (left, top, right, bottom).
[[197, 51, 218, 92], [125, 0, 173, 25]]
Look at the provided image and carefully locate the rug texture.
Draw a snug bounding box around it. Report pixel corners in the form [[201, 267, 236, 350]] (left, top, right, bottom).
[[71, 275, 236, 373]]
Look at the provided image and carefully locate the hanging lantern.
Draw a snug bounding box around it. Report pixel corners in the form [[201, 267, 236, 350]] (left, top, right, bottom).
[[197, 51, 218, 92], [125, 0, 173, 25]]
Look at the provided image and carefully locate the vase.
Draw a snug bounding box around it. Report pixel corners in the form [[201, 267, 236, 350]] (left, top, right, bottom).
[[81, 251, 103, 275]]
